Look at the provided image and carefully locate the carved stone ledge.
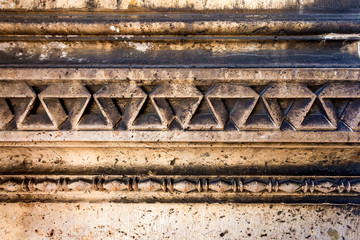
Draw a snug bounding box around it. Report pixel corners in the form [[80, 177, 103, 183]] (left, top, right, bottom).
[[0, 1, 359, 238], [0, 175, 359, 203], [1, 12, 360, 36], [0, 81, 360, 139], [0, 0, 359, 11]]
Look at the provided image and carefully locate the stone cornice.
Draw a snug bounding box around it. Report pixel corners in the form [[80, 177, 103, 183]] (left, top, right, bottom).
[[0, 5, 359, 207], [0, 80, 359, 144], [0, 12, 360, 36], [1, 68, 360, 82], [0, 0, 359, 11]]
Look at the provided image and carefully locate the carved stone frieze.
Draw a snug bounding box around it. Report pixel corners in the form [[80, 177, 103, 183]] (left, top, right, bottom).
[[0, 1, 359, 238], [0, 83, 36, 130], [1, 82, 360, 133], [1, 176, 359, 195]]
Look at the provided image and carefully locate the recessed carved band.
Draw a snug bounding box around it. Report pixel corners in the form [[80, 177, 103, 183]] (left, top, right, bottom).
[[1, 176, 359, 195], [1, 82, 360, 131]]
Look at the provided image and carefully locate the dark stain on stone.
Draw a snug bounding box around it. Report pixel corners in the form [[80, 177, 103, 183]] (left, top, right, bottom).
[[47, 229, 54, 237], [201, 152, 210, 157], [170, 158, 177, 166], [86, 0, 97, 9], [220, 230, 228, 237], [327, 228, 340, 240]]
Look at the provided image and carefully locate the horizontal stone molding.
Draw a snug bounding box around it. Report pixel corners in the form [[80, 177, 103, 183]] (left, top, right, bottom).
[[1, 175, 359, 194], [0, 40, 358, 68], [0, 82, 360, 134], [0, 175, 359, 203], [0, 0, 359, 11], [1, 131, 360, 143], [1, 68, 360, 82], [1, 12, 360, 36]]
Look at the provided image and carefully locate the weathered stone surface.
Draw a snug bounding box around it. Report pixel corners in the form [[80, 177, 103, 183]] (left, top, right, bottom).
[[0, 0, 359, 238], [1, 0, 359, 10], [0, 40, 358, 67], [0, 146, 358, 175], [0, 203, 358, 239], [2, 175, 359, 202], [1, 12, 360, 36]]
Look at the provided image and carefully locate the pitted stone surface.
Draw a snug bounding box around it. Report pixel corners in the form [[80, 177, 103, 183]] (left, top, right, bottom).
[[0, 1, 359, 238], [0, 203, 358, 240], [1, 0, 359, 10]]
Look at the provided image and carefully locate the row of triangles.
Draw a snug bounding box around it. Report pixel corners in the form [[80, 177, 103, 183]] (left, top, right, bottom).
[[0, 83, 359, 131]]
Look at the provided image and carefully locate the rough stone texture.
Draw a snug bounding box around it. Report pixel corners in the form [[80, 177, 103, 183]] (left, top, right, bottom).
[[0, 203, 358, 240], [3, 81, 360, 131], [0, 146, 358, 175], [0, 0, 359, 238], [1, 0, 359, 10]]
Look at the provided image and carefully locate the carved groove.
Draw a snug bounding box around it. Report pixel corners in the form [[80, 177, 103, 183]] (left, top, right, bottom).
[[0, 176, 359, 195], [1, 82, 360, 131]]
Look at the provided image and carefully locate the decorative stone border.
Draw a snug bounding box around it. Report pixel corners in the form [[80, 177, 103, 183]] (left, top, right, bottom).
[[1, 82, 360, 132], [1, 176, 359, 195]]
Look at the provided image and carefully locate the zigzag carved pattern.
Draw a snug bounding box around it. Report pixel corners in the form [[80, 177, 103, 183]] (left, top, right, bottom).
[[0, 176, 359, 194], [1, 83, 359, 131]]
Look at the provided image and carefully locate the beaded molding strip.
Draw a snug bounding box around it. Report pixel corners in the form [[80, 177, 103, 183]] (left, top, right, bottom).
[[1, 176, 359, 195]]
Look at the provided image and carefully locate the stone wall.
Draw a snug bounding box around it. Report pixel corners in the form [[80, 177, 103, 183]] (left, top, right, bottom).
[[0, 0, 359, 239]]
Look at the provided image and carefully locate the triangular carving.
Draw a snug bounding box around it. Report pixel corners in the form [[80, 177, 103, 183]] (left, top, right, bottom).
[[167, 98, 200, 125], [0, 83, 37, 130], [319, 83, 360, 130], [277, 99, 294, 115], [76, 98, 108, 129], [131, 97, 162, 129], [18, 84, 91, 130], [7, 82, 360, 132], [341, 99, 360, 130], [301, 99, 334, 130], [143, 84, 203, 130], [0, 98, 16, 129], [200, 84, 259, 130], [21, 98, 53, 128], [244, 98, 275, 129], [262, 84, 316, 130], [113, 99, 131, 115], [94, 84, 147, 130], [188, 98, 218, 129]]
